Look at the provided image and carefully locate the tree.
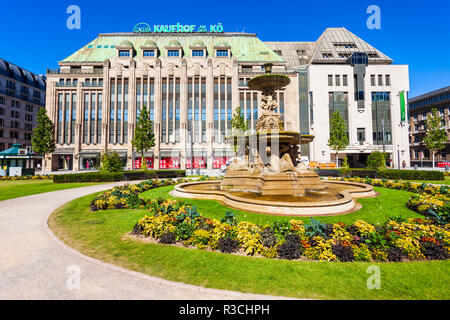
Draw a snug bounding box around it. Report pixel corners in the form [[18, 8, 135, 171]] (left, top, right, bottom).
[[230, 106, 249, 154], [132, 105, 155, 170], [423, 108, 447, 168], [328, 110, 349, 167], [31, 108, 56, 169], [100, 151, 123, 172], [367, 151, 386, 170]]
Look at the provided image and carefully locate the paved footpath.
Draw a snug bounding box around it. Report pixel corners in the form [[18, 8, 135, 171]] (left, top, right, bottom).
[[0, 183, 289, 300]]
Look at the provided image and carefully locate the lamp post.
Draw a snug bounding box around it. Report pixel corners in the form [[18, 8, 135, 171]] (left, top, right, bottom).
[[397, 144, 401, 169]]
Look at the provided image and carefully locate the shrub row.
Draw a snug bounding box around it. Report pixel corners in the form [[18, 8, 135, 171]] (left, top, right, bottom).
[[317, 168, 445, 181], [0, 174, 52, 181], [53, 170, 186, 183]]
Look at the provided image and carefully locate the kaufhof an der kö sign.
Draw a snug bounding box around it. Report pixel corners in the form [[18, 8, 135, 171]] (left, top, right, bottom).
[[133, 22, 224, 33]]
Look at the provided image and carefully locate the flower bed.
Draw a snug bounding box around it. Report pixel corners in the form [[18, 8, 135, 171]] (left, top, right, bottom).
[[90, 179, 449, 262], [90, 178, 186, 211], [129, 199, 449, 262], [0, 174, 53, 181], [330, 177, 449, 224]]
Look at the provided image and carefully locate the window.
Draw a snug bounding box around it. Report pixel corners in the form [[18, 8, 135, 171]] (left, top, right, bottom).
[[25, 123, 33, 131], [25, 114, 33, 122], [192, 50, 204, 57], [11, 110, 19, 118], [328, 75, 333, 86], [357, 128, 366, 143], [167, 50, 179, 57], [343, 75, 348, 86], [0, 97, 4, 105], [216, 50, 228, 57], [322, 52, 333, 58], [413, 113, 418, 120], [0, 118, 3, 126], [378, 75, 383, 86], [370, 75, 375, 86], [26, 104, 33, 112], [273, 50, 282, 56], [0, 107, 3, 115], [11, 121, 19, 129], [118, 50, 130, 57], [335, 75, 340, 86], [9, 131, 19, 139], [371, 92, 392, 145], [297, 49, 306, 56], [385, 75, 391, 86], [242, 66, 252, 73], [143, 50, 155, 57]]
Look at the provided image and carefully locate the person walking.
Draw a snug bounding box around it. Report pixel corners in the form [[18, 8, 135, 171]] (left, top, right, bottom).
[[402, 160, 406, 170]]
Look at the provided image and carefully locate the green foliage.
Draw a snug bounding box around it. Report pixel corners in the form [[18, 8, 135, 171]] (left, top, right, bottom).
[[423, 108, 447, 159], [341, 157, 350, 170], [100, 151, 123, 173], [328, 110, 349, 164], [367, 151, 387, 170], [132, 105, 155, 169], [231, 106, 249, 134], [305, 218, 326, 237], [271, 220, 291, 239], [53, 172, 124, 183], [31, 108, 55, 156], [221, 211, 238, 226], [377, 169, 444, 181]]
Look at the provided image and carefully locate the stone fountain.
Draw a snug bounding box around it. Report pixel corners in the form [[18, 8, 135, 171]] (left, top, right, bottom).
[[171, 64, 376, 216], [220, 64, 325, 197]]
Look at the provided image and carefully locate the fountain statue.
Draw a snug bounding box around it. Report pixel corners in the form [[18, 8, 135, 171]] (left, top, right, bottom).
[[221, 63, 325, 197]]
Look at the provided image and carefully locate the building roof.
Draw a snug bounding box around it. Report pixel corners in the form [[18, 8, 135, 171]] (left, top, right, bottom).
[[266, 28, 393, 66], [0, 58, 46, 90], [0, 143, 38, 157], [309, 28, 392, 64], [409, 86, 450, 103], [61, 33, 283, 63]]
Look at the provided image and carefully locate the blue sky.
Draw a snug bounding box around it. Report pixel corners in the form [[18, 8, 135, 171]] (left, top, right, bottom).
[[0, 0, 448, 97]]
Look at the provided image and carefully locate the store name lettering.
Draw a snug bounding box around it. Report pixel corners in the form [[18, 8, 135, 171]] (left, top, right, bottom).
[[133, 22, 224, 34]]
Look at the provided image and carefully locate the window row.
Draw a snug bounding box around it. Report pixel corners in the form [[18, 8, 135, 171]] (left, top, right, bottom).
[[370, 74, 391, 86], [327, 74, 349, 86], [118, 49, 230, 59]]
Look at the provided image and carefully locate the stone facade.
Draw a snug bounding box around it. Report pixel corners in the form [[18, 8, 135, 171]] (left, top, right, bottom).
[[0, 59, 46, 152]]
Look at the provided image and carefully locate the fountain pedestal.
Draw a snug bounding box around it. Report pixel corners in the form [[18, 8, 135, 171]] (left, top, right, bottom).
[[220, 64, 325, 197]]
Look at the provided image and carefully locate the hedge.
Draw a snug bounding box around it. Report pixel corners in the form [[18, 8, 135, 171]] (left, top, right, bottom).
[[53, 170, 186, 183], [316, 168, 445, 181]]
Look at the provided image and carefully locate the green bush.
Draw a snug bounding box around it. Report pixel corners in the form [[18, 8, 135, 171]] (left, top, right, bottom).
[[53, 172, 124, 183], [377, 169, 444, 181], [100, 151, 124, 173], [54, 170, 187, 183], [367, 151, 386, 170]]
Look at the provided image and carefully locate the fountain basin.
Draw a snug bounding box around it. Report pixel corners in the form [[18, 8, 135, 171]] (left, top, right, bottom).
[[170, 180, 377, 216]]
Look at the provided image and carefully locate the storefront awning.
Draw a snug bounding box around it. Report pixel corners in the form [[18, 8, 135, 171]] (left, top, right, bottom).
[[78, 150, 101, 155], [53, 149, 74, 155], [160, 150, 180, 158], [213, 149, 235, 157], [186, 149, 207, 157]]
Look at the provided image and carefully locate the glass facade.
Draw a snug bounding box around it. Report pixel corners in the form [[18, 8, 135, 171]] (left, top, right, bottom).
[[328, 92, 349, 132], [214, 77, 232, 142], [372, 91, 392, 145], [161, 77, 180, 143]]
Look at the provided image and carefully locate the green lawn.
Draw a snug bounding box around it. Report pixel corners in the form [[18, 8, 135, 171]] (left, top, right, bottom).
[[0, 180, 102, 201], [140, 185, 422, 225], [48, 186, 449, 300]]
